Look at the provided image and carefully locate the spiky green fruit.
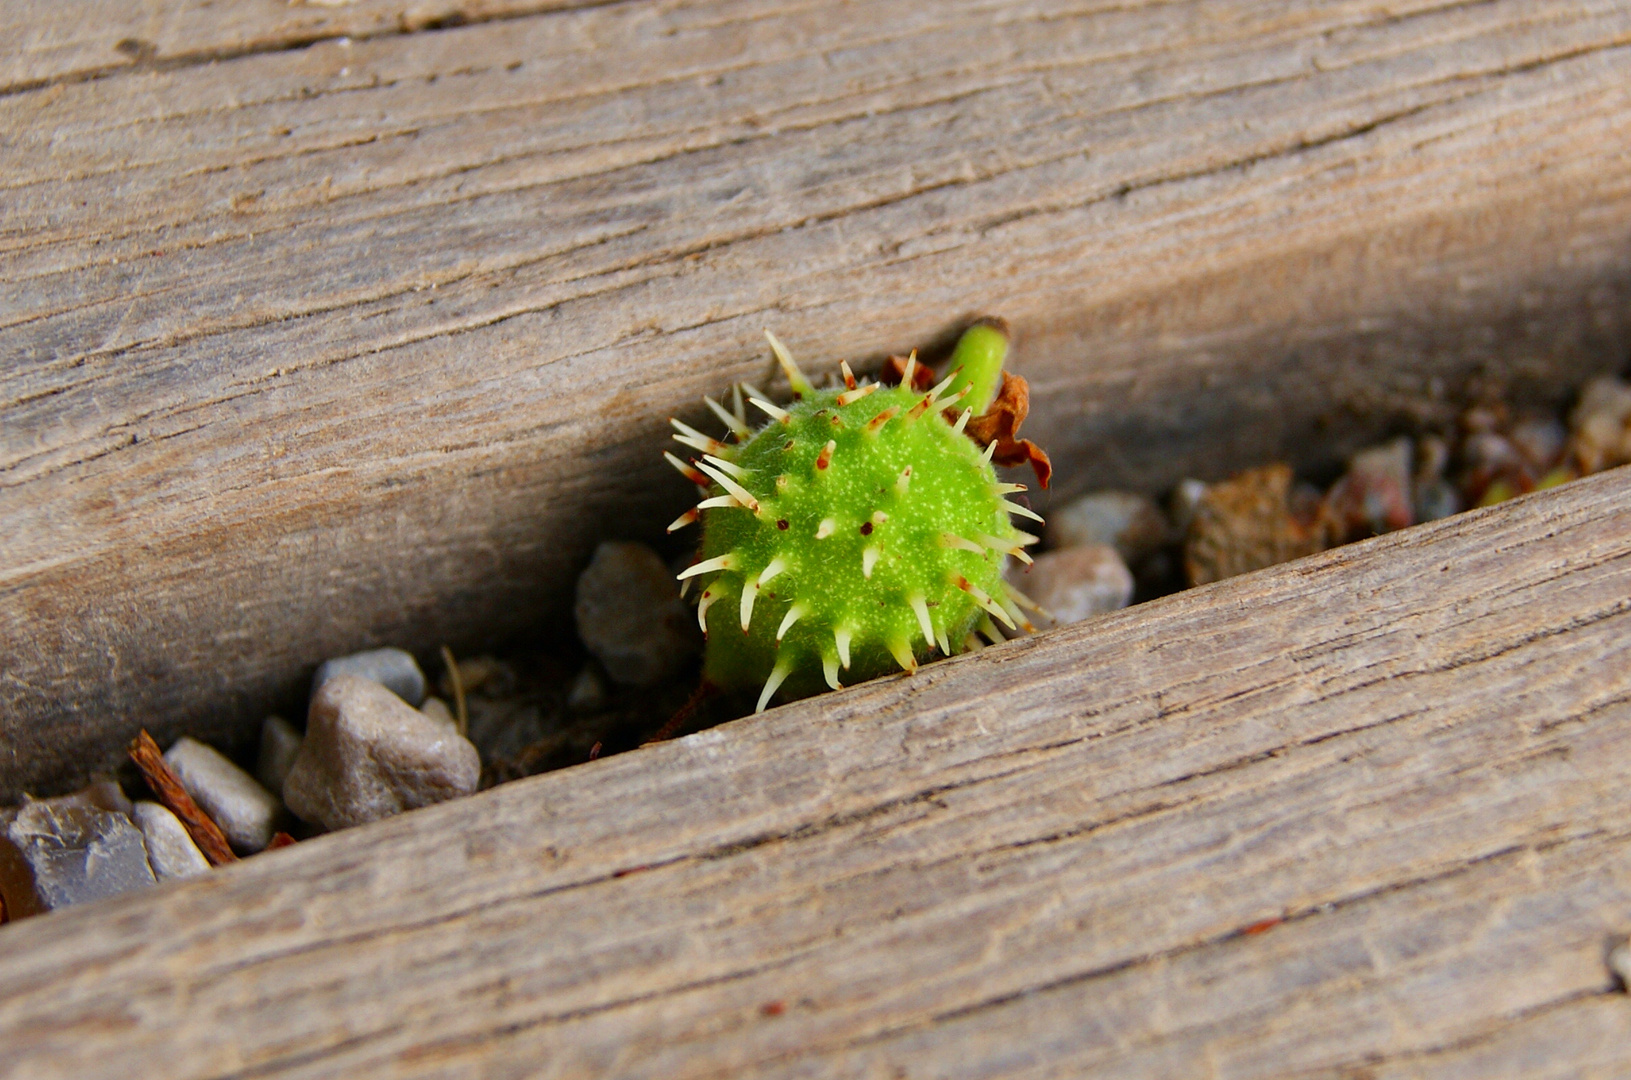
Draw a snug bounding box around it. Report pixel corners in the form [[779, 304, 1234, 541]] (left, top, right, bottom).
[[668, 327, 1043, 713]]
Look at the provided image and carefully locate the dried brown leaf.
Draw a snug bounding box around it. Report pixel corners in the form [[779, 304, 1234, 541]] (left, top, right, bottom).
[[128, 730, 237, 866]]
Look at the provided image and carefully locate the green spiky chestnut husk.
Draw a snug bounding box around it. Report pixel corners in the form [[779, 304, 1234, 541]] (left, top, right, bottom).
[[671, 324, 1040, 713]]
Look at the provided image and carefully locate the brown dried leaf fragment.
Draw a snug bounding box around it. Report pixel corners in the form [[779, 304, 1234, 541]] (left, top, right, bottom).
[[1183, 464, 1331, 586], [960, 372, 1053, 488], [880, 353, 936, 390], [128, 730, 237, 866]]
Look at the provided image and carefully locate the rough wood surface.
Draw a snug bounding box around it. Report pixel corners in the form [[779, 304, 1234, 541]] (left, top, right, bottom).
[[6, 1, 1631, 795], [1, 0, 600, 93], [1, 467, 1628, 1078]]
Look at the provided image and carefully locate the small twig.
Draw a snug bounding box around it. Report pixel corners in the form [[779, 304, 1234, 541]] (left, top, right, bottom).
[[644, 682, 719, 745], [440, 644, 468, 738], [588, 741, 603, 761], [128, 729, 237, 866]]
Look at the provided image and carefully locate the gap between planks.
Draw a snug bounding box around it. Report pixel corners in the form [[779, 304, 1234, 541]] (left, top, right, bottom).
[[0, 467, 1627, 1076]]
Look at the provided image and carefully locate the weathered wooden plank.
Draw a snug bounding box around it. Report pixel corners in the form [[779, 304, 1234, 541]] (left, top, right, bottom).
[[0, 465, 1626, 1078], [5, 0, 1631, 797], [0, 0, 599, 93]]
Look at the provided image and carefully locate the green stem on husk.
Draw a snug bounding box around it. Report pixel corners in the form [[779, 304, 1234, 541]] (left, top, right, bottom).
[[941, 317, 1010, 415]]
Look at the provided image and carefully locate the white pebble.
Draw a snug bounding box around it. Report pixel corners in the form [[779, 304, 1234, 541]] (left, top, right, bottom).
[[163, 737, 284, 854], [1168, 478, 1210, 536], [132, 801, 210, 881], [1009, 544, 1134, 627], [1044, 491, 1170, 564]]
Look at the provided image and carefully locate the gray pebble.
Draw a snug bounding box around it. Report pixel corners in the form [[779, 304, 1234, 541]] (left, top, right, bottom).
[[1415, 479, 1462, 523], [567, 667, 608, 714], [1044, 491, 1171, 565], [467, 698, 546, 765], [256, 715, 304, 795], [0, 799, 157, 919], [55, 779, 134, 818], [1008, 544, 1134, 627], [131, 801, 210, 881], [284, 674, 481, 831], [164, 737, 284, 854], [1509, 417, 1567, 472], [313, 647, 427, 707], [1461, 431, 1522, 476], [575, 541, 701, 687]]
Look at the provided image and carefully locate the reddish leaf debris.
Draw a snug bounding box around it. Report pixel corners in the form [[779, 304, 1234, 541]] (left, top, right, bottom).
[[645, 681, 721, 744], [128, 729, 237, 866], [881, 353, 936, 391], [879, 353, 1052, 487], [960, 372, 1053, 489]]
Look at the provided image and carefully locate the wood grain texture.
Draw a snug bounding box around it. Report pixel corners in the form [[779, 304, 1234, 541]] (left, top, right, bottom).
[[1, 466, 1628, 1078], [6, 0, 1631, 797], [0, 0, 602, 93]]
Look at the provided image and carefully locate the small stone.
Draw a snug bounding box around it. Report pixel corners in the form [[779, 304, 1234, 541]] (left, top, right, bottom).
[[420, 696, 457, 728], [163, 737, 284, 854], [1458, 430, 1530, 505], [312, 646, 427, 707], [574, 541, 702, 687], [567, 667, 608, 714], [256, 715, 304, 795], [1462, 430, 1523, 474], [284, 674, 481, 830], [1412, 435, 1460, 522], [1184, 464, 1329, 586], [1508, 417, 1567, 473], [467, 698, 546, 766], [131, 801, 209, 881], [1569, 376, 1631, 474], [1415, 479, 1462, 523], [1168, 478, 1209, 537], [55, 779, 134, 818], [1009, 544, 1133, 627], [1044, 491, 1171, 565], [1324, 437, 1414, 541], [0, 800, 157, 919], [1415, 435, 1451, 485]]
